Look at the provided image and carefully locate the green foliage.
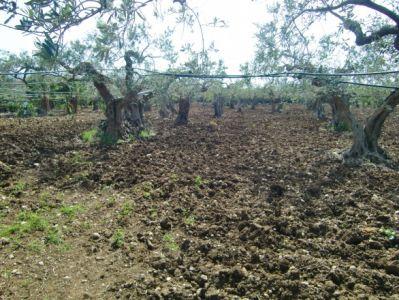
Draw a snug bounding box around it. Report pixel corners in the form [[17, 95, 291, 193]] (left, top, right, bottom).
[[380, 227, 396, 240], [119, 202, 134, 217], [106, 196, 116, 208], [45, 228, 63, 245], [81, 129, 98, 143], [333, 122, 351, 133], [149, 207, 158, 219], [27, 239, 45, 253], [139, 129, 156, 139], [184, 214, 195, 226], [133, 181, 155, 199], [60, 204, 84, 219], [10, 181, 27, 197], [16, 101, 37, 117], [111, 229, 125, 249], [327, 121, 352, 133], [170, 173, 179, 182], [0, 212, 49, 238], [194, 175, 203, 187], [163, 233, 179, 251]]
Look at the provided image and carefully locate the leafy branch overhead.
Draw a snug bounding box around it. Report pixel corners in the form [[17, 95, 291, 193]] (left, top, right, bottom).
[[290, 0, 399, 50]]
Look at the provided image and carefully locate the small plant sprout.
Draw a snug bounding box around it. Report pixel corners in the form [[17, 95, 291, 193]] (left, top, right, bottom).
[[170, 173, 179, 182], [194, 176, 203, 187], [119, 202, 134, 217], [106, 196, 116, 207], [184, 215, 195, 226], [163, 233, 179, 251], [149, 207, 158, 219], [182, 209, 195, 226], [111, 229, 125, 249], [380, 227, 396, 240]]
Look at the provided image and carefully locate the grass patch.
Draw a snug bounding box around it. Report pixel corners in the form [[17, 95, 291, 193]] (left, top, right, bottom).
[[45, 228, 63, 245], [60, 204, 84, 219], [10, 181, 27, 197], [194, 176, 203, 187], [0, 212, 49, 238], [27, 239, 45, 253], [81, 128, 98, 143], [139, 129, 156, 139]]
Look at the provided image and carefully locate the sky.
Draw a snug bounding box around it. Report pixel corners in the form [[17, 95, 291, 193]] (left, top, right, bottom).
[[0, 0, 271, 73]]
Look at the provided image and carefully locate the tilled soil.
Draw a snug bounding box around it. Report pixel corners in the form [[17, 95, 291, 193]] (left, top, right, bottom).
[[0, 105, 399, 299]]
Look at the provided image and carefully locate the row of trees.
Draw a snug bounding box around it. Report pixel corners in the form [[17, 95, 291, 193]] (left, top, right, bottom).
[[1, 0, 399, 163]]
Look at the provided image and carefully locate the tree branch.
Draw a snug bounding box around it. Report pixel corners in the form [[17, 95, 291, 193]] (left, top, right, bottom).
[[301, 0, 399, 25]]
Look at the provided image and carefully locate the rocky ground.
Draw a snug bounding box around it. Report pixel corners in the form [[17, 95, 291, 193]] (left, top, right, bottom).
[[0, 104, 398, 299]]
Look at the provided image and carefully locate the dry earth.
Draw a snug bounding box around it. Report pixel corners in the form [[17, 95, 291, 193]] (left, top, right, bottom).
[[0, 104, 398, 299]]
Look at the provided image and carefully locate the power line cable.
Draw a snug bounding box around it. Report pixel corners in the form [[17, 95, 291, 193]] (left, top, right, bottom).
[[336, 81, 399, 89], [1, 68, 399, 78], [0, 68, 398, 89]]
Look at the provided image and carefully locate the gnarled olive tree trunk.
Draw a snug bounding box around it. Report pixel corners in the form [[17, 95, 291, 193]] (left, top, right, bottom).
[[39, 95, 50, 116], [308, 98, 326, 120], [93, 80, 144, 139], [213, 95, 224, 118], [175, 97, 190, 126], [345, 89, 399, 161], [329, 95, 352, 130], [67, 96, 78, 114], [271, 99, 283, 113]]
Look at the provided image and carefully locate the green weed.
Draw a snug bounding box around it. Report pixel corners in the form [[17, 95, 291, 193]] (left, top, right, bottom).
[[194, 176, 203, 187], [106, 196, 116, 207], [45, 228, 63, 245], [27, 239, 44, 253], [38, 192, 51, 209], [170, 173, 179, 182], [119, 202, 134, 217], [149, 208, 158, 219], [139, 129, 156, 139], [18, 212, 49, 233], [184, 215, 196, 226], [0, 212, 49, 238], [111, 229, 125, 249], [163, 233, 179, 251], [380, 227, 396, 240], [81, 128, 98, 143], [60, 205, 84, 219], [10, 181, 27, 197]]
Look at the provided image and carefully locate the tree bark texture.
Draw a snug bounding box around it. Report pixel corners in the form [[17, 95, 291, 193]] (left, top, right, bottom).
[[345, 89, 399, 161], [175, 97, 190, 126], [213, 96, 224, 118]]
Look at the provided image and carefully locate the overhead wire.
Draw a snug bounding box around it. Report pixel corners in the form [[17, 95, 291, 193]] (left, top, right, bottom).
[[0, 68, 398, 91]]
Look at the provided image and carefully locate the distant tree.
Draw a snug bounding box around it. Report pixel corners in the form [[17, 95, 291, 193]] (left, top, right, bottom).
[[0, 0, 189, 140]]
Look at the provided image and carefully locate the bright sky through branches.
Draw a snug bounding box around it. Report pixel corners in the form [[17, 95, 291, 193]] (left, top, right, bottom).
[[0, 0, 270, 73]]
